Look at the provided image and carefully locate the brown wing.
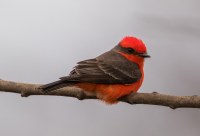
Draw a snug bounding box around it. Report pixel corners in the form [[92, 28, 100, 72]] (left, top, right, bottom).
[[41, 51, 142, 93], [60, 58, 142, 84]]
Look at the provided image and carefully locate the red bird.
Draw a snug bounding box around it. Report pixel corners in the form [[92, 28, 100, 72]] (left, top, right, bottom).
[[40, 36, 150, 104]]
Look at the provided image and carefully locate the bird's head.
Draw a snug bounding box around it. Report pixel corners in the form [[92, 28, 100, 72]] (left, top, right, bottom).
[[115, 36, 150, 58]]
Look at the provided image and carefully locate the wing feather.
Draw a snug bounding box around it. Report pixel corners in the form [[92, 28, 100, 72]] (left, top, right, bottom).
[[60, 58, 141, 84]]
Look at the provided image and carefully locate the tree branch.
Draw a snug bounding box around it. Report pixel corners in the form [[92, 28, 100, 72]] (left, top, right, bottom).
[[0, 79, 199, 109]]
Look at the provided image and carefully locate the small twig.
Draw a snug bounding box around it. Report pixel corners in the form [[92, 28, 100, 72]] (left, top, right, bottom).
[[0, 79, 200, 109]]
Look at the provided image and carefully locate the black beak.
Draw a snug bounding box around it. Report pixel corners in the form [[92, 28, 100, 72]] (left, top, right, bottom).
[[138, 53, 151, 58]]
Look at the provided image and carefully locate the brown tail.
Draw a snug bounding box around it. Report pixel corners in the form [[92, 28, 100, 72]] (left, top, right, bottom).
[[39, 80, 71, 93]]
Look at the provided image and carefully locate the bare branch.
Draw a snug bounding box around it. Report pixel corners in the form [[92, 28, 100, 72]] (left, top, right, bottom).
[[0, 79, 199, 109]]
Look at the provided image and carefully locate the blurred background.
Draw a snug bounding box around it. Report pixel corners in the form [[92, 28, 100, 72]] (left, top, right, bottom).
[[0, 0, 200, 136]]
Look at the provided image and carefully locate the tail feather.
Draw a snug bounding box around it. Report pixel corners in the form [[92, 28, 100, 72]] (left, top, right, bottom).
[[40, 80, 70, 93]]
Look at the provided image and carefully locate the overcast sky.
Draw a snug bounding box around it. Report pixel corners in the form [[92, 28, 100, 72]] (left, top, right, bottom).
[[0, 0, 200, 136]]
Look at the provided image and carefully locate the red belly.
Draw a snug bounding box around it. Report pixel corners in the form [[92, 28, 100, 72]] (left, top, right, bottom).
[[76, 78, 143, 104]]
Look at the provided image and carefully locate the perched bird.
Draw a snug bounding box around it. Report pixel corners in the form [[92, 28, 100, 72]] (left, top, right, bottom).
[[40, 36, 150, 104]]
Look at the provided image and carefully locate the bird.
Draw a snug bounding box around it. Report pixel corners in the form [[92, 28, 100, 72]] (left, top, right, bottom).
[[40, 36, 150, 104]]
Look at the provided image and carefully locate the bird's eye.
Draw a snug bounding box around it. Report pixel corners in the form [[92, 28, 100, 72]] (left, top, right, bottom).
[[127, 48, 135, 54]]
